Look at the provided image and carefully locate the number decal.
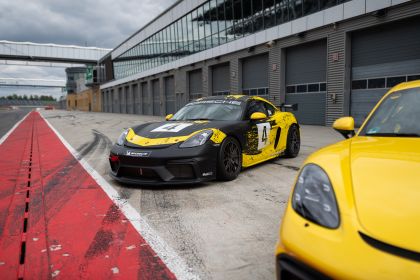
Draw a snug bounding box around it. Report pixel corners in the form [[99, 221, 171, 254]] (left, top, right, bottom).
[[151, 123, 193, 132], [256, 123, 271, 150], [261, 126, 268, 144]]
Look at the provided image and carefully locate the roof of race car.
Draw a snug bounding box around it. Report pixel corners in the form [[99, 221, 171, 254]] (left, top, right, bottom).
[[194, 94, 269, 103]]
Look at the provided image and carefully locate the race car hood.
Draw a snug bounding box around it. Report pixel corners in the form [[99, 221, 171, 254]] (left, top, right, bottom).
[[350, 137, 420, 252], [126, 120, 235, 147]]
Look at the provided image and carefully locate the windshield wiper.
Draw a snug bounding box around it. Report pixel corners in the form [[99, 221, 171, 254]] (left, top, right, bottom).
[[365, 132, 419, 137]]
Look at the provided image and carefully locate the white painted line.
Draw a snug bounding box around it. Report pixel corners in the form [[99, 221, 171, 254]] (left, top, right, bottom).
[[42, 114, 199, 280], [0, 110, 31, 145]]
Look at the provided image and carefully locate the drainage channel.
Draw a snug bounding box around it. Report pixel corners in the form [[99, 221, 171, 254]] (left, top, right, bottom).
[[17, 119, 35, 280]]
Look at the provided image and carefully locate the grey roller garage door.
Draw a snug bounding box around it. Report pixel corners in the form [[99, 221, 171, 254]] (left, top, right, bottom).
[[126, 85, 133, 114], [164, 76, 175, 114], [118, 88, 124, 113], [124, 85, 130, 114], [212, 63, 230, 96], [101, 91, 105, 112], [112, 90, 117, 113], [133, 84, 140, 114], [285, 40, 327, 125], [189, 69, 203, 101], [351, 17, 420, 126], [141, 82, 150, 115], [242, 53, 269, 97], [152, 79, 161, 116], [105, 91, 109, 112]]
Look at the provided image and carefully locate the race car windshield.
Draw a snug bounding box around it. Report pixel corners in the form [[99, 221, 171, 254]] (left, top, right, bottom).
[[360, 87, 420, 137], [171, 100, 244, 121]]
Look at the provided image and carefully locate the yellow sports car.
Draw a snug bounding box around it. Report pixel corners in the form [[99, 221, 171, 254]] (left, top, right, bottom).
[[276, 80, 420, 279]]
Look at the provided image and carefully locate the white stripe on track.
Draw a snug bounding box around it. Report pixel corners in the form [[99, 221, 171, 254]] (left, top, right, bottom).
[[42, 114, 200, 280], [0, 110, 31, 145]]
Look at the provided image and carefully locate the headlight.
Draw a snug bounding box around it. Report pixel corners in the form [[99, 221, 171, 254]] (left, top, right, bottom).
[[179, 129, 213, 148], [292, 164, 339, 228], [116, 129, 129, 146]]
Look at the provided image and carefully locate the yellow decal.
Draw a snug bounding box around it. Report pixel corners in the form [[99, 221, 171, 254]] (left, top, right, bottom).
[[126, 128, 226, 146], [210, 129, 227, 144], [227, 94, 245, 99], [241, 111, 297, 168]]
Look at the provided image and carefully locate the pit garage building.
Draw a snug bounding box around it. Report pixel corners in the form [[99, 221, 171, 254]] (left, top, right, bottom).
[[99, 0, 420, 126]]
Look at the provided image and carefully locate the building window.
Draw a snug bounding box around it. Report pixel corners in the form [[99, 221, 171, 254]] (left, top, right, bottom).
[[352, 80, 367, 90], [407, 75, 420, 82], [212, 90, 230, 96], [368, 78, 386, 89], [113, 0, 351, 80], [243, 87, 268, 97], [308, 83, 319, 92], [296, 84, 307, 93], [386, 76, 406, 88], [286, 85, 296, 93], [352, 73, 420, 90], [286, 82, 326, 93]]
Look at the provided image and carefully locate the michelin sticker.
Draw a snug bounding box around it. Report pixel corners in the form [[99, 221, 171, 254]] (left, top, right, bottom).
[[126, 150, 151, 157], [256, 122, 271, 150], [151, 123, 193, 133]]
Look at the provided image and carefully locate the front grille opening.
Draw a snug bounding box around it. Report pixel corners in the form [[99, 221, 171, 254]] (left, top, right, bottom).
[[118, 167, 160, 180], [167, 164, 195, 179], [278, 254, 331, 280]]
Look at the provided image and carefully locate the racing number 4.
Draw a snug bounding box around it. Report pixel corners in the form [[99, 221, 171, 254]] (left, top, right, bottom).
[[261, 126, 268, 143], [256, 122, 271, 150]]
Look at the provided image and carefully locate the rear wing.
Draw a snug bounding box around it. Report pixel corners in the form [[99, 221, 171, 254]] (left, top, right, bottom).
[[279, 103, 298, 111]]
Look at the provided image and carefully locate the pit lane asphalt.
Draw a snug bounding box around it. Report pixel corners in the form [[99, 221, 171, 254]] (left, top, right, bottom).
[[0, 107, 32, 139], [40, 110, 342, 280]]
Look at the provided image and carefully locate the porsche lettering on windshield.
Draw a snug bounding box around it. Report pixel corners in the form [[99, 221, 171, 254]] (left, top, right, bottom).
[[187, 100, 242, 106]]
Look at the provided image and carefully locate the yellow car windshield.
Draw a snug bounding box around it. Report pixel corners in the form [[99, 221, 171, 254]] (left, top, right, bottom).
[[360, 88, 420, 137]]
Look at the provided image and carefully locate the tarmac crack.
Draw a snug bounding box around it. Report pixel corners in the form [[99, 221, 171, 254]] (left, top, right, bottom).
[[269, 162, 300, 171]]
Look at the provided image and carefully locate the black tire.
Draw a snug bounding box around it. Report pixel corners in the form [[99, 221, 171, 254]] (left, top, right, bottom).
[[284, 124, 300, 158], [217, 137, 242, 181]]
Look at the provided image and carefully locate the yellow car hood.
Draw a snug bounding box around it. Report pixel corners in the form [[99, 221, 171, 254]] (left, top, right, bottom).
[[350, 137, 420, 252]]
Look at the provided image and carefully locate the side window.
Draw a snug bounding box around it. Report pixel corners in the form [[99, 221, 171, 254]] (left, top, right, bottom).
[[264, 102, 277, 117], [246, 100, 268, 119]]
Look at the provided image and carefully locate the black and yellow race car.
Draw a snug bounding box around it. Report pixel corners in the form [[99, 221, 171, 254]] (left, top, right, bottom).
[[109, 95, 300, 185]]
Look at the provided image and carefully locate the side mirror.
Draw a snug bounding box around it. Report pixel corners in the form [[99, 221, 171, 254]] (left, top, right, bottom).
[[250, 112, 267, 120], [333, 117, 355, 139], [165, 114, 173, 121]]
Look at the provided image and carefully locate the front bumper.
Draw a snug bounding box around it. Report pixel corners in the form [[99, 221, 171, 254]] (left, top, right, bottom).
[[109, 142, 219, 185], [276, 254, 331, 280], [276, 206, 420, 279]]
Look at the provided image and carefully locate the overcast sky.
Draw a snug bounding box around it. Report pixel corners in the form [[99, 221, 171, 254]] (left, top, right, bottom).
[[0, 0, 176, 98]]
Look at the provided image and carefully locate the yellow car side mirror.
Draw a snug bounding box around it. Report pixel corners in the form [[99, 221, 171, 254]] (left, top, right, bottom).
[[250, 112, 267, 120], [165, 114, 173, 121], [333, 117, 355, 139]]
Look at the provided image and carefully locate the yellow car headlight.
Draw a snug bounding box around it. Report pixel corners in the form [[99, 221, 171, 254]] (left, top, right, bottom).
[[292, 164, 340, 229]]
